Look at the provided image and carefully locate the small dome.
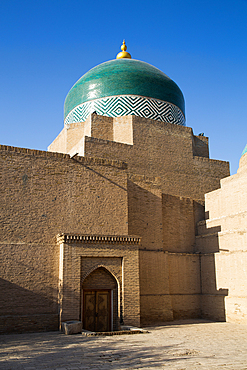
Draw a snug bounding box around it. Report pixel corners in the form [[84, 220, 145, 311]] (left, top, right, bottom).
[[238, 144, 247, 173], [241, 144, 247, 157], [64, 58, 185, 126]]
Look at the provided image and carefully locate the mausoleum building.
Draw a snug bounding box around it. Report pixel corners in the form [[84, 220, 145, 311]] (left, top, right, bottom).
[[0, 42, 246, 334]]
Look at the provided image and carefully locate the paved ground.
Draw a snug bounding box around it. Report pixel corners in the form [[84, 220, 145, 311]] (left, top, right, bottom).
[[0, 320, 247, 370]]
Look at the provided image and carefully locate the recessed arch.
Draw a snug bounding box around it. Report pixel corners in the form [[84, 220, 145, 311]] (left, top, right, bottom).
[[82, 266, 119, 332], [82, 265, 120, 289]]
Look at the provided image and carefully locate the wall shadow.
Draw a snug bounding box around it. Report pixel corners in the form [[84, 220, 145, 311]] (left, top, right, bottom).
[[0, 278, 58, 334], [196, 216, 228, 322]]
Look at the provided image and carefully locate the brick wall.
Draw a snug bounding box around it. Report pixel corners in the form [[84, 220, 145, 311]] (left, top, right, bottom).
[[139, 250, 173, 324], [168, 253, 201, 319], [0, 146, 128, 244], [127, 177, 163, 250], [0, 145, 129, 333], [163, 195, 196, 253], [80, 115, 230, 200], [0, 242, 59, 333]]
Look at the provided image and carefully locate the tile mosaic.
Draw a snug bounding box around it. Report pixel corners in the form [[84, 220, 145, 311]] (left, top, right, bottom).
[[64, 95, 185, 126]]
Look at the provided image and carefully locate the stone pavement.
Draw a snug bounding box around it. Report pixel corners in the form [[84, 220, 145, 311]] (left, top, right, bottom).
[[0, 320, 247, 370]]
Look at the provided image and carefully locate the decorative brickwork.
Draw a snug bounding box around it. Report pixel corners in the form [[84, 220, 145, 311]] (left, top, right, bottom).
[[57, 233, 141, 245]]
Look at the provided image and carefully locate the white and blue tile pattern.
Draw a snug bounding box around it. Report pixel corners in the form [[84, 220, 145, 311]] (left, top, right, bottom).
[[64, 95, 185, 126]]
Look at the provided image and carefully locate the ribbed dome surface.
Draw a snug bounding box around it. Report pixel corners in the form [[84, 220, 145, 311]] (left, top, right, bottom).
[[64, 59, 185, 120]]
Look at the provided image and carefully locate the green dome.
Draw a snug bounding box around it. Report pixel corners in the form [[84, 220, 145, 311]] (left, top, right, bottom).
[[64, 59, 185, 125], [242, 144, 247, 157]]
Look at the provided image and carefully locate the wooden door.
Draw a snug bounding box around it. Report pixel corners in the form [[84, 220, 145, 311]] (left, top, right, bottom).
[[83, 290, 111, 332]]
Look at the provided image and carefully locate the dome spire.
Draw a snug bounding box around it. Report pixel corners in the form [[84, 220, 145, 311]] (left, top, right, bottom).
[[116, 40, 131, 59]]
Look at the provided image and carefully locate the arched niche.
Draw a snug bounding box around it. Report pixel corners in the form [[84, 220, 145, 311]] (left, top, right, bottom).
[[81, 267, 119, 332]]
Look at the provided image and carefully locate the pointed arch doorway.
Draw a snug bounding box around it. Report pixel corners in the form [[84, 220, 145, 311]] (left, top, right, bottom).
[[82, 267, 118, 332]]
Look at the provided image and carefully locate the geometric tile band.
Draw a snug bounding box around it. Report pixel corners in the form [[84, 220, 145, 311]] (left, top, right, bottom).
[[64, 95, 185, 126]]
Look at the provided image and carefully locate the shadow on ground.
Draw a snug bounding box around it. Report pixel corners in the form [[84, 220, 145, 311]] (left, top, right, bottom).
[[0, 327, 209, 369]]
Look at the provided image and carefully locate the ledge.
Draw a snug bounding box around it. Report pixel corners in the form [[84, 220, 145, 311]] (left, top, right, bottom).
[[0, 145, 128, 170], [196, 232, 219, 239], [0, 144, 70, 159], [193, 155, 229, 166], [81, 326, 148, 336], [57, 233, 141, 245]]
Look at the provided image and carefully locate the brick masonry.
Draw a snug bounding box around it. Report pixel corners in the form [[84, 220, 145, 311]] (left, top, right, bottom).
[[0, 113, 233, 333]]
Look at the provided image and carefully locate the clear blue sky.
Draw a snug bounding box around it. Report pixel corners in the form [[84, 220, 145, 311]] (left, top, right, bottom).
[[0, 0, 246, 174]]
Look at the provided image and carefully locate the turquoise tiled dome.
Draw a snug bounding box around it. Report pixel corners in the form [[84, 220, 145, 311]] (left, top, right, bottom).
[[242, 144, 247, 157], [64, 59, 185, 125]]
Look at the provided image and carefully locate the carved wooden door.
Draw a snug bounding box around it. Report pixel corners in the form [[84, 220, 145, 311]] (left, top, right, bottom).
[[83, 290, 111, 332]]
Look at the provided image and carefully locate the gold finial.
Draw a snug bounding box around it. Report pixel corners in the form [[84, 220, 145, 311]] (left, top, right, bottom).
[[121, 40, 127, 51], [116, 40, 131, 59]]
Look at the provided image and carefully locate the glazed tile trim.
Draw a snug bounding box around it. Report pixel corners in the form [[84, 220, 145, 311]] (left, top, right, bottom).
[[65, 95, 185, 126]]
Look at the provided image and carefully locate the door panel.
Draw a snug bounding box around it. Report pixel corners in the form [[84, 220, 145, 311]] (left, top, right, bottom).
[[97, 291, 110, 332], [83, 290, 111, 332], [84, 291, 96, 332]]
